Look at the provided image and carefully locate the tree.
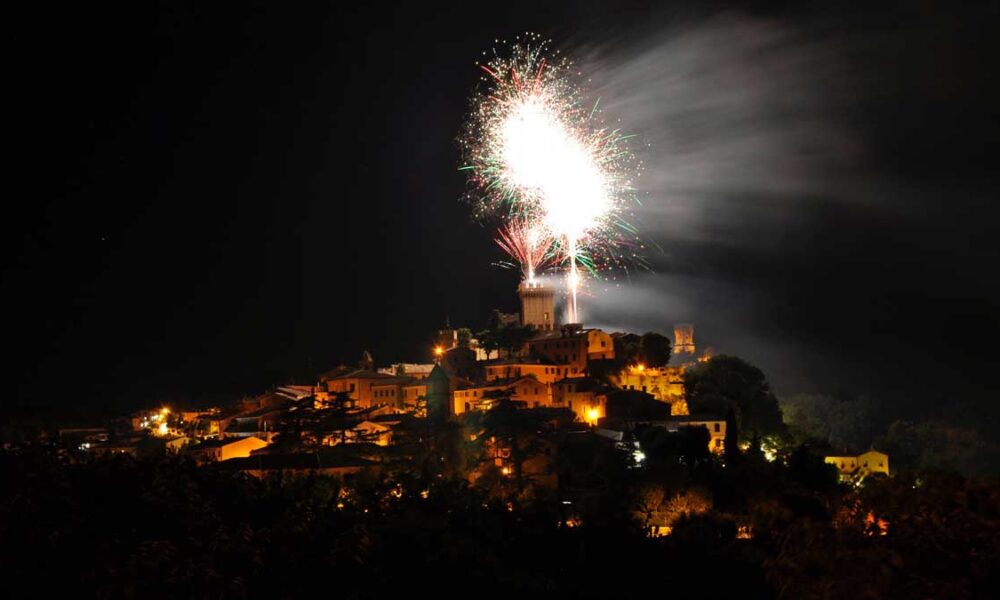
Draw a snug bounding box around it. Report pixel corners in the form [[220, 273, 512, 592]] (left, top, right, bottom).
[[500, 323, 535, 356], [476, 321, 535, 358], [613, 333, 641, 367], [780, 393, 886, 450], [638, 332, 672, 367], [684, 355, 785, 439], [456, 327, 473, 348], [479, 400, 550, 497], [272, 392, 360, 451]]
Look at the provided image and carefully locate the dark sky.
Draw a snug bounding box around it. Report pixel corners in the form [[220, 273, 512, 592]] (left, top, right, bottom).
[[6, 1, 999, 415]]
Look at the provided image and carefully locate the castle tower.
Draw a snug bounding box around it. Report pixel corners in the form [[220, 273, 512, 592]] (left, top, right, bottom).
[[673, 324, 696, 355], [518, 281, 555, 330]]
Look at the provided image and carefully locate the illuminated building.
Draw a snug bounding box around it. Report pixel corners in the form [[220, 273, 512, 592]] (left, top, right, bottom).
[[225, 402, 289, 441], [320, 368, 412, 409], [352, 420, 393, 446], [612, 364, 688, 415], [597, 408, 726, 454], [401, 382, 428, 410], [186, 436, 269, 464], [663, 415, 727, 453], [453, 376, 552, 414], [377, 363, 436, 379], [825, 449, 890, 480], [371, 379, 412, 410], [527, 324, 614, 374], [485, 356, 564, 384], [551, 376, 608, 424]]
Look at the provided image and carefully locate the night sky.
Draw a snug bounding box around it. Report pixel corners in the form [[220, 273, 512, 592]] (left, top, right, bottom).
[[6, 1, 999, 415]]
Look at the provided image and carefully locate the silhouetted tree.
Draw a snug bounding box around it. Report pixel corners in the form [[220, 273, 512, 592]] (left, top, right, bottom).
[[613, 333, 641, 366], [638, 332, 672, 367], [685, 355, 785, 439]]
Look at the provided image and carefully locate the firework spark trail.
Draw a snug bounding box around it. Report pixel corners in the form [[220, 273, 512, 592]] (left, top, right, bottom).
[[460, 34, 643, 323], [495, 219, 556, 283]]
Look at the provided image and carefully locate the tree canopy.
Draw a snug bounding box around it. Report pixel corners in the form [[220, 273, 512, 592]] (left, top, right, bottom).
[[684, 355, 785, 439], [638, 332, 672, 368]]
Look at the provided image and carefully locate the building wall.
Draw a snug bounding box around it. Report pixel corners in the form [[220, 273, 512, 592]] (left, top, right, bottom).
[[453, 378, 553, 414], [551, 385, 606, 424], [402, 384, 427, 409], [825, 451, 890, 479], [371, 383, 405, 409], [586, 330, 615, 360], [486, 363, 564, 384], [682, 420, 726, 453], [528, 337, 588, 373], [858, 450, 890, 476], [519, 282, 555, 330], [613, 366, 688, 414], [217, 437, 270, 462], [673, 324, 696, 354], [325, 377, 382, 408]]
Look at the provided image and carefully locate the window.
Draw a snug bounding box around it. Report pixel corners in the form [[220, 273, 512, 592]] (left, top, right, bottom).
[[714, 423, 720, 432]]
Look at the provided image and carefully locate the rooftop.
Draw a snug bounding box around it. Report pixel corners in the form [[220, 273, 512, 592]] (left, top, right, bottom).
[[485, 355, 558, 367]]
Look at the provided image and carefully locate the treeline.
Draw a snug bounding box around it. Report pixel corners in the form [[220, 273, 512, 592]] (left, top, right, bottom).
[[3, 436, 999, 598]]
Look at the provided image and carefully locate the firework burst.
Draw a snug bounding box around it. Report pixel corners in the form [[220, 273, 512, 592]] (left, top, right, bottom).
[[460, 34, 643, 322], [494, 218, 556, 283]]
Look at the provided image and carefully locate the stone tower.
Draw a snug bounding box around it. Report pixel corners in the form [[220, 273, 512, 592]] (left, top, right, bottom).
[[518, 281, 555, 330], [673, 324, 696, 355], [426, 364, 452, 421]]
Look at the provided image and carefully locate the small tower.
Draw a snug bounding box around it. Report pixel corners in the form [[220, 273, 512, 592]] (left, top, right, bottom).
[[519, 281, 555, 330], [673, 324, 696, 355], [426, 364, 452, 421]]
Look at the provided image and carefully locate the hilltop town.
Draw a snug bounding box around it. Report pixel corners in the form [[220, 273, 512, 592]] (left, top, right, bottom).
[[56, 282, 887, 487]]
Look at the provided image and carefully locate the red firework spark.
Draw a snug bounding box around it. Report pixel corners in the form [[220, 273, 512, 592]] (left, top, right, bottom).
[[495, 219, 556, 279]]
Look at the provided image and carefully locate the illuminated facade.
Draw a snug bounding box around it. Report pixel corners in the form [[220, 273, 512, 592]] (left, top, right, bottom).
[[519, 280, 556, 330], [668, 416, 726, 453], [551, 377, 607, 424], [186, 436, 269, 464], [673, 323, 696, 355], [485, 357, 564, 384], [321, 369, 412, 409], [825, 450, 890, 479], [612, 365, 688, 415], [527, 325, 614, 373], [453, 376, 552, 414]]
